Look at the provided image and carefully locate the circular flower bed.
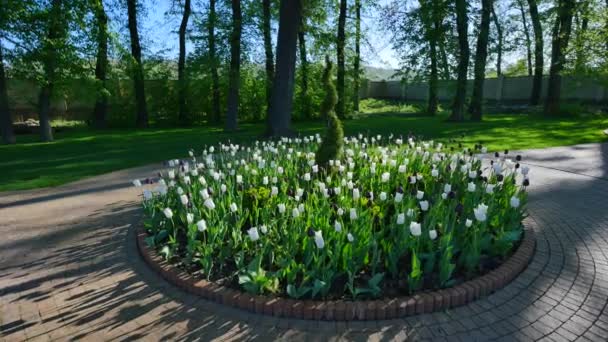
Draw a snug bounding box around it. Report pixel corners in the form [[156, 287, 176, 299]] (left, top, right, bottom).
[[137, 134, 529, 302]]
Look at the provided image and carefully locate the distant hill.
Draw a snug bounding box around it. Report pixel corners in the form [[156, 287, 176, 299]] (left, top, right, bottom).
[[363, 66, 400, 81]]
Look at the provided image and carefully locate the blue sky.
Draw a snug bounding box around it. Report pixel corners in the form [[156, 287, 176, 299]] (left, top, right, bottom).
[[137, 0, 400, 69]]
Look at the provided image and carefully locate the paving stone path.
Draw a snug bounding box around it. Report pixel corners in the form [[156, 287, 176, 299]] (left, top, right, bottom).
[[1, 143, 608, 341]]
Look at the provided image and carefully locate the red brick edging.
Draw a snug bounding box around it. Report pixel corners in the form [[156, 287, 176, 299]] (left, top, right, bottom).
[[136, 226, 535, 321]]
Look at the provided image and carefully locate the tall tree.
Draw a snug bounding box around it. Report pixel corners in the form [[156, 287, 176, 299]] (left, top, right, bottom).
[[298, 16, 311, 119], [468, 0, 493, 121], [126, 0, 148, 128], [38, 0, 65, 142], [353, 0, 361, 112], [225, 0, 241, 131], [0, 40, 14, 144], [491, 4, 503, 76], [177, 0, 191, 125], [448, 0, 469, 122], [517, 0, 533, 76], [208, 0, 221, 123], [573, 1, 589, 74], [420, 0, 440, 115], [267, 0, 302, 136], [528, 0, 543, 105], [262, 0, 274, 120], [544, 0, 576, 115], [92, 0, 109, 129], [336, 0, 347, 119]]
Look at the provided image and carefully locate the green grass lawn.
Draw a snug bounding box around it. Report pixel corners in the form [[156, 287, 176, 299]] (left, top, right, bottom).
[[1, 112, 607, 192]]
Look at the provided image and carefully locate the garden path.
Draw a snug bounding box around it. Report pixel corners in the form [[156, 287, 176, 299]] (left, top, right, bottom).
[[1, 143, 608, 341]]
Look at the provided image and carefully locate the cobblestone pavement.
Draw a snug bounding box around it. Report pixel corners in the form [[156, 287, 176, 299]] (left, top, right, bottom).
[[1, 143, 608, 341]]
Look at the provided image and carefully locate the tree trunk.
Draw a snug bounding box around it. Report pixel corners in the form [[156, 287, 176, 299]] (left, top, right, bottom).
[[126, 0, 148, 128], [177, 0, 191, 125], [353, 0, 361, 113], [267, 0, 302, 136], [92, 0, 109, 129], [544, 0, 575, 116], [518, 0, 533, 76], [468, 0, 493, 121], [298, 22, 311, 120], [423, 0, 440, 115], [573, 2, 589, 74], [0, 41, 14, 144], [448, 0, 469, 122], [38, 0, 63, 142], [225, 0, 241, 131], [528, 0, 543, 105], [209, 0, 221, 124], [439, 34, 450, 80], [491, 5, 503, 76], [336, 0, 347, 119], [262, 0, 274, 121]]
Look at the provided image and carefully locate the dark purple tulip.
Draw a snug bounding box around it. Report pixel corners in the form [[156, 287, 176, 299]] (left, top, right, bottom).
[[516, 155, 522, 161], [515, 163, 520, 169], [307, 227, 315, 237], [448, 191, 456, 199], [504, 149, 509, 155], [397, 185, 404, 194], [497, 174, 504, 182], [207, 187, 214, 195], [494, 152, 500, 158], [455, 203, 464, 215], [477, 170, 483, 176], [490, 160, 494, 165], [523, 179, 530, 187]]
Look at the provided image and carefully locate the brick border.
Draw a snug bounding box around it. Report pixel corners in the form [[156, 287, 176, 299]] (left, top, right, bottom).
[[136, 226, 535, 321]]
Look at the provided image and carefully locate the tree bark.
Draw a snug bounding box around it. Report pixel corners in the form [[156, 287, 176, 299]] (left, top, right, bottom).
[[468, 0, 493, 121], [353, 0, 361, 112], [573, 2, 589, 74], [518, 0, 533, 76], [448, 0, 469, 122], [126, 0, 148, 128], [544, 0, 575, 116], [336, 0, 347, 119], [422, 0, 439, 115], [267, 0, 302, 136], [38, 0, 63, 142], [92, 0, 109, 129], [208, 0, 221, 124], [439, 34, 450, 80], [298, 21, 311, 120], [0, 40, 14, 144], [225, 0, 241, 131], [528, 0, 543, 105], [177, 0, 191, 125], [491, 5, 503, 76], [262, 0, 274, 121]]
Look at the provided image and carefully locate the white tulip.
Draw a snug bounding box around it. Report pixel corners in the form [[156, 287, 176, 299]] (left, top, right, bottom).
[[395, 192, 403, 203], [180, 194, 189, 206], [263, 176, 269, 185], [465, 219, 473, 227], [410, 222, 422, 236], [187, 213, 194, 224], [198, 176, 207, 185], [398, 165, 407, 173], [203, 198, 215, 210], [303, 173, 311, 181], [337, 208, 344, 216], [510, 196, 520, 208], [132, 179, 142, 187], [278, 203, 286, 213], [260, 225, 268, 234], [314, 231, 325, 249], [444, 184, 452, 193], [230, 202, 238, 213], [416, 191, 424, 200], [486, 184, 495, 194], [431, 169, 439, 177], [353, 188, 360, 200], [419, 200, 429, 211], [334, 187, 341, 195], [407, 208, 415, 217], [236, 175, 243, 184], [441, 192, 447, 200], [429, 230, 438, 240], [177, 187, 184, 195], [410, 176, 417, 184], [350, 208, 358, 221], [163, 208, 173, 219], [469, 171, 477, 179], [277, 166, 284, 174], [292, 207, 300, 218], [247, 227, 260, 241], [197, 219, 207, 232], [397, 213, 405, 225], [168, 170, 175, 179], [334, 221, 342, 232], [200, 188, 210, 199], [467, 182, 476, 192], [143, 190, 153, 200], [220, 184, 227, 193], [381, 172, 390, 183], [473, 204, 488, 222], [347, 233, 354, 242], [380, 192, 387, 201], [521, 166, 530, 175]]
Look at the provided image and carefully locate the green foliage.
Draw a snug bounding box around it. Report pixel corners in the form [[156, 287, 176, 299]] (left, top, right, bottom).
[[315, 57, 344, 166]]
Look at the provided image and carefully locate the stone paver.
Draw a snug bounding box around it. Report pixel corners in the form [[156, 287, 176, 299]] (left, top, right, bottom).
[[1, 143, 608, 341]]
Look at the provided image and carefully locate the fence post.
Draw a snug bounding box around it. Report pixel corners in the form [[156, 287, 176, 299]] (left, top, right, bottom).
[[495, 75, 504, 104]]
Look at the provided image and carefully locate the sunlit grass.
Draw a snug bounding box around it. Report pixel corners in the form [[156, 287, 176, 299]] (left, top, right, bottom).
[[1, 112, 607, 191]]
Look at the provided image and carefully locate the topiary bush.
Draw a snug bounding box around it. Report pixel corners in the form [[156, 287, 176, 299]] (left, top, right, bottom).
[[315, 56, 344, 166]]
